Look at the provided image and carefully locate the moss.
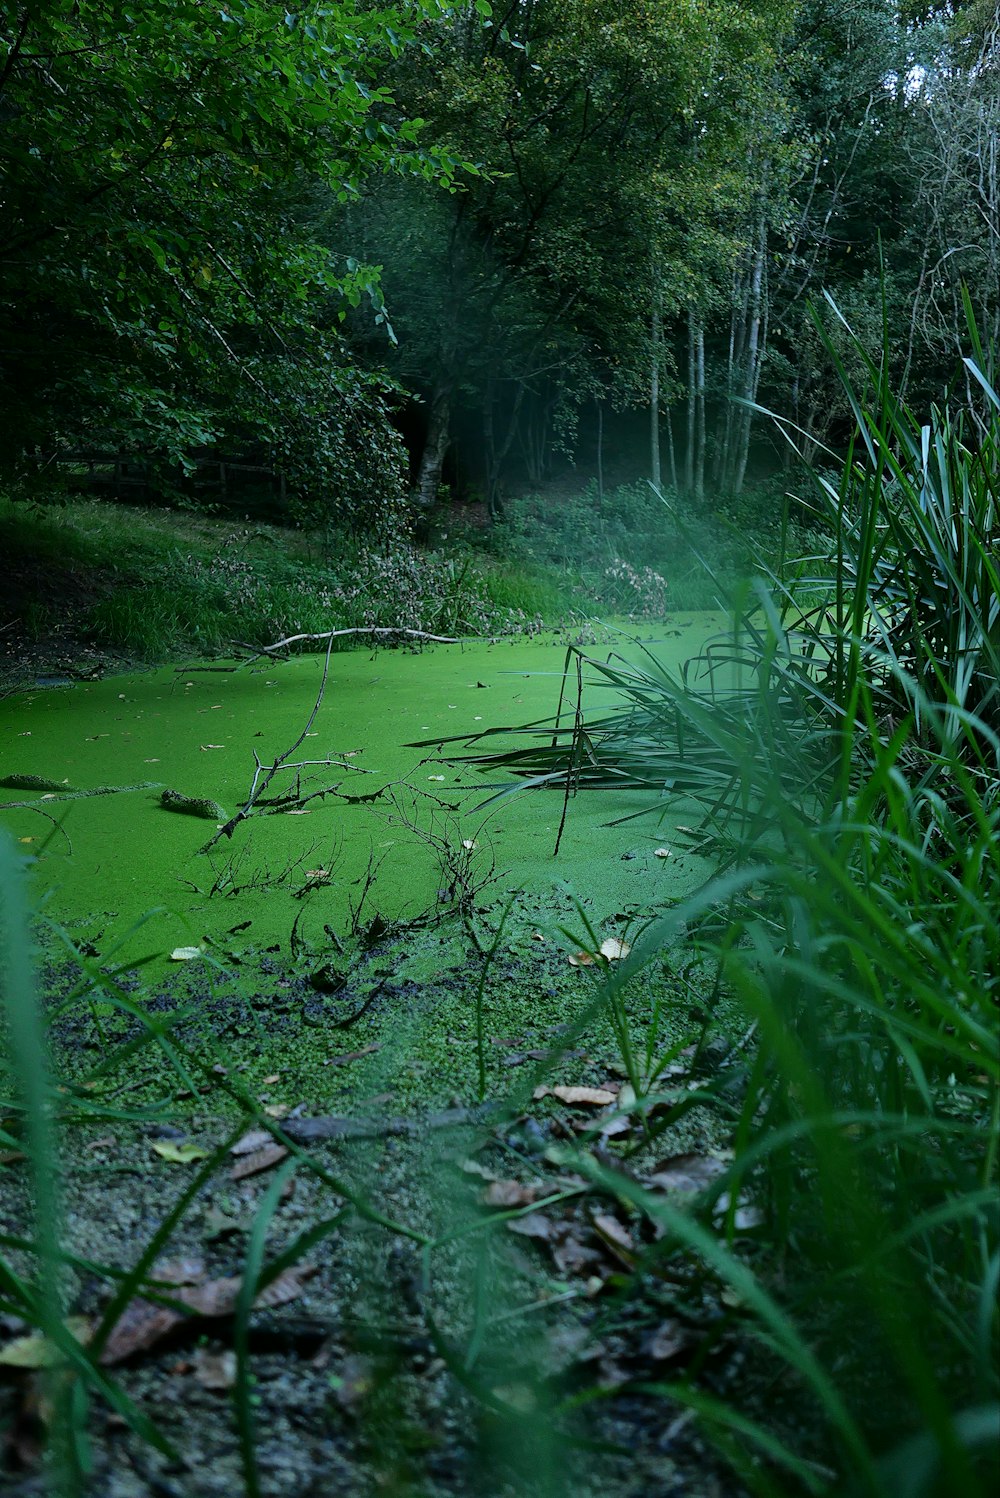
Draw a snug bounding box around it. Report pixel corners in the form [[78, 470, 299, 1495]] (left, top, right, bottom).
[[161, 787, 227, 820], [0, 773, 76, 792]]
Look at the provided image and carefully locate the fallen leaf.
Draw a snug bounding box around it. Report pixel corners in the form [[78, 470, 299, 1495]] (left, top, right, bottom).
[[461, 839, 479, 851], [484, 1180, 541, 1209], [646, 1152, 728, 1194], [169, 946, 202, 962], [262, 1074, 280, 1085], [592, 1214, 635, 1264], [231, 1129, 272, 1156], [507, 1212, 556, 1241], [202, 1206, 242, 1241], [0, 1318, 91, 1368], [567, 951, 596, 967], [599, 938, 631, 961], [100, 1266, 316, 1364], [533, 1085, 617, 1107], [152, 1141, 210, 1164], [230, 1142, 289, 1180], [551, 1233, 606, 1277], [305, 868, 330, 879], [427, 775, 445, 782], [654, 847, 672, 859], [285, 809, 310, 815], [323, 1044, 380, 1067], [644, 1322, 691, 1362], [17, 837, 35, 845], [253, 1265, 318, 1309], [194, 1348, 237, 1391], [459, 1158, 501, 1183]]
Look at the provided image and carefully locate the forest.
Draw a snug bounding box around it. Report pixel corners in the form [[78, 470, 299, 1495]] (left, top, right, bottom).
[[0, 2, 998, 1496]]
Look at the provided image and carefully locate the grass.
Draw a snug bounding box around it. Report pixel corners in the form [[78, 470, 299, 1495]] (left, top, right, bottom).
[[431, 300, 1000, 1492], [0, 495, 573, 666]]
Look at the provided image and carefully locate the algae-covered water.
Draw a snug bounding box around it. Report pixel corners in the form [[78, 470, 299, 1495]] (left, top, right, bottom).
[[1, 618, 723, 966]]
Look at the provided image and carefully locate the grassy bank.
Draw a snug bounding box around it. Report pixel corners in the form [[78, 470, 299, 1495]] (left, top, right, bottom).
[[1, 480, 822, 678]]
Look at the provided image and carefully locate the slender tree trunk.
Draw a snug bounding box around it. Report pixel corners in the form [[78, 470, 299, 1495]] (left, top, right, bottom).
[[596, 397, 604, 508], [485, 381, 525, 519], [650, 291, 662, 488], [413, 384, 451, 510], [666, 406, 677, 490], [733, 217, 766, 496], [694, 322, 706, 503], [685, 313, 695, 492]]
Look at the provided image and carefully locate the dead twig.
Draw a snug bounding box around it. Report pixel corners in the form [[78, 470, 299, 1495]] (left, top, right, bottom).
[[204, 635, 338, 850], [239, 626, 460, 665]]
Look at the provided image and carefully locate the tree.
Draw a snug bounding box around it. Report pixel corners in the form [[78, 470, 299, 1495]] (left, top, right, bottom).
[[344, 0, 793, 512], [0, 0, 469, 533]]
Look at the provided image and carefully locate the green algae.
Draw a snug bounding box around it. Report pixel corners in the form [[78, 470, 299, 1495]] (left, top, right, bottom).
[[0, 617, 724, 970]]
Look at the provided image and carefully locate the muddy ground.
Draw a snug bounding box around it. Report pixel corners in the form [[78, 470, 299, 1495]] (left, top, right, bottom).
[[0, 928, 779, 1498]]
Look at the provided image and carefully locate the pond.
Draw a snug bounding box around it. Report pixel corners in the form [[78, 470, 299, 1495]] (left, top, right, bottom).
[[1, 616, 726, 968]]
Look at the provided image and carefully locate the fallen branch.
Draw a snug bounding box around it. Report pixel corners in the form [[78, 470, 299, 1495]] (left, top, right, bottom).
[[241, 626, 460, 663], [0, 780, 160, 807], [204, 635, 338, 850]]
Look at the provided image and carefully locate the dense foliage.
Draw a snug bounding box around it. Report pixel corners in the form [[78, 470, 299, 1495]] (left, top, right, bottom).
[[3, 1, 997, 526], [0, 0, 474, 532]]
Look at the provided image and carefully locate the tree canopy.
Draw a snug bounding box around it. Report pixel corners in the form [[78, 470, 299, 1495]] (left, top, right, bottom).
[[2, 0, 996, 522]]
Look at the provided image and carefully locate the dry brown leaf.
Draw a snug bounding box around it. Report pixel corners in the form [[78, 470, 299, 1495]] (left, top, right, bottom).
[[169, 947, 202, 963], [591, 1214, 635, 1262], [194, 1348, 237, 1390], [506, 1212, 556, 1241], [599, 937, 631, 961], [150, 1257, 207, 1288], [645, 1322, 691, 1362], [100, 1301, 185, 1364], [230, 1129, 272, 1156], [324, 1044, 380, 1067], [646, 1152, 728, 1194], [567, 950, 596, 967], [484, 1180, 541, 1209], [253, 1264, 318, 1310], [101, 1265, 317, 1364], [653, 847, 672, 859], [533, 1085, 617, 1107], [551, 1234, 606, 1277], [230, 1143, 289, 1180], [459, 1158, 500, 1183]]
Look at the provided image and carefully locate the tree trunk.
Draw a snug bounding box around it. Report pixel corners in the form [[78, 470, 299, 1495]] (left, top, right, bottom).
[[733, 217, 766, 497], [694, 322, 706, 504], [413, 385, 451, 511], [651, 292, 662, 488], [685, 313, 695, 493], [596, 397, 604, 508], [666, 406, 677, 490]]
